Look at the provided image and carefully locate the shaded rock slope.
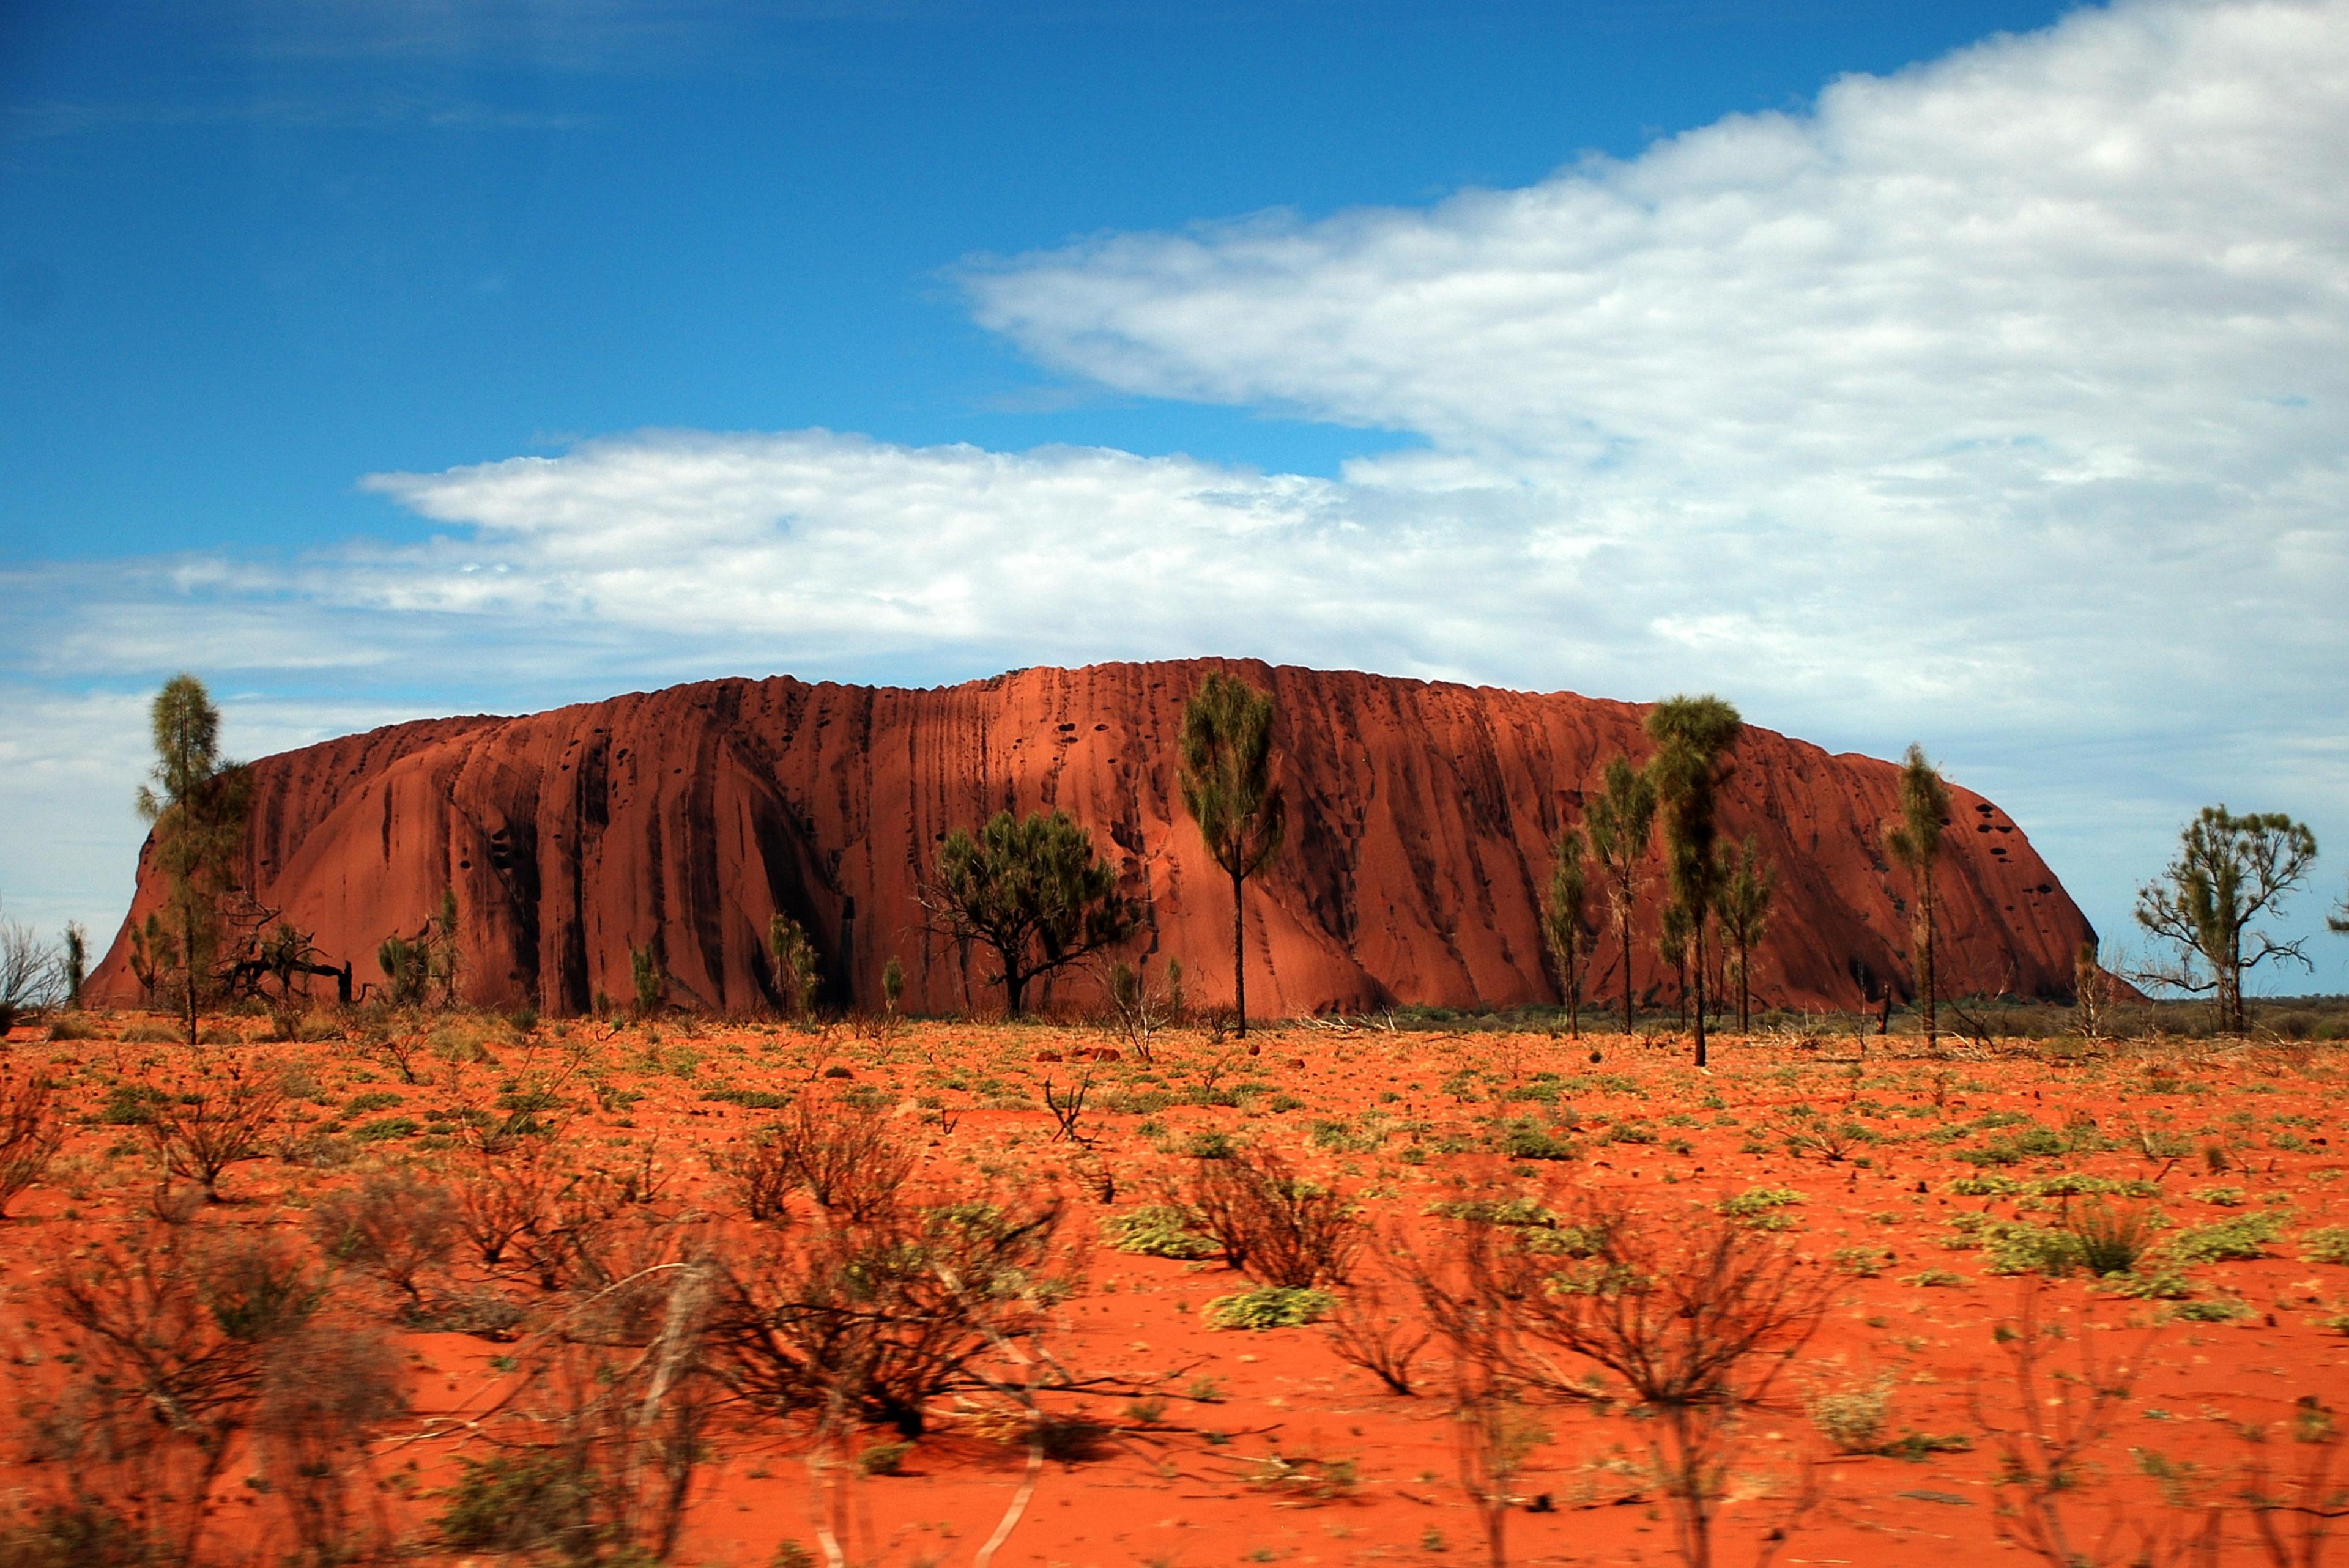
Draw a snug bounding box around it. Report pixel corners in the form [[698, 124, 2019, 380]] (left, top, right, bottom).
[[94, 661, 2095, 1017]]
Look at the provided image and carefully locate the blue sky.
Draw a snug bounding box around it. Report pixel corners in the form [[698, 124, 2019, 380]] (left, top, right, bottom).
[[4, 0, 2347, 994]]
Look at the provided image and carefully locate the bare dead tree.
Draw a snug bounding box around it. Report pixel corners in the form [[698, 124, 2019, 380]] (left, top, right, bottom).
[[2239, 1398, 2348, 1568], [1180, 1142, 1360, 1288], [0, 1062, 66, 1217], [1500, 1194, 1833, 1568], [142, 1055, 286, 1202], [1970, 1278, 2161, 1568]]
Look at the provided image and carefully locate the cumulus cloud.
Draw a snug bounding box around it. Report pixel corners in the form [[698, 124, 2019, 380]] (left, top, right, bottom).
[[10, 0, 2348, 980]]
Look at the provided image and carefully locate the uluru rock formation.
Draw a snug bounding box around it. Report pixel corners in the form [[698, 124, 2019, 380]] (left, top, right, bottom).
[[94, 661, 2095, 1018]]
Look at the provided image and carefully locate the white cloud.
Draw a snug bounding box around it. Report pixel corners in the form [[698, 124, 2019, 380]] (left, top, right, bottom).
[[10, 0, 2348, 985]]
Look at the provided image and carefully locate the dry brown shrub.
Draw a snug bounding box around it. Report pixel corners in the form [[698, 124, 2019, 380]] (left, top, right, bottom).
[[1181, 1142, 1359, 1288], [0, 1063, 65, 1217], [709, 1182, 1076, 1437], [308, 1166, 459, 1310], [141, 1055, 285, 1200]]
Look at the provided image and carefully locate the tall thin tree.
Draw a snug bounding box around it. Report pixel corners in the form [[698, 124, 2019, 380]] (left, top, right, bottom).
[[1584, 756, 1658, 1036], [1178, 673, 1286, 1040], [135, 675, 250, 1046], [1543, 828, 1592, 1039], [1712, 837, 1774, 1035], [1644, 695, 1742, 1067], [1882, 744, 1953, 1049]]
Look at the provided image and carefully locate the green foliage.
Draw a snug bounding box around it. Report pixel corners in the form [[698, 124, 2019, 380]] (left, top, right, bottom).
[[1179, 672, 1285, 1037], [2165, 1210, 2286, 1265], [857, 1440, 912, 1476], [2065, 1203, 2156, 1276], [1883, 742, 1953, 1043], [2298, 1226, 2349, 1266], [1979, 1221, 2084, 1277], [629, 944, 664, 1019], [0, 1502, 154, 1568], [1543, 827, 1591, 1033], [2135, 806, 2320, 1035], [766, 913, 821, 1020], [1805, 1372, 1897, 1455], [1832, 1245, 1895, 1277], [135, 673, 251, 1043], [1584, 755, 1658, 1030], [1103, 1204, 1217, 1259], [924, 810, 1135, 1016], [2166, 1298, 2254, 1323], [1495, 1119, 1578, 1160], [59, 923, 86, 1011], [377, 933, 430, 1008], [881, 955, 905, 1015], [1645, 695, 1742, 1060], [1425, 1195, 1559, 1228], [437, 1453, 598, 1558], [1718, 1186, 1805, 1229], [1185, 1129, 1236, 1160], [1203, 1285, 1335, 1331], [1712, 835, 1775, 1030]]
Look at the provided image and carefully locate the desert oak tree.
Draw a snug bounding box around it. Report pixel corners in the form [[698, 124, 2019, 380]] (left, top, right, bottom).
[[1645, 695, 1742, 1067], [1178, 672, 1286, 1038], [1584, 756, 1658, 1034], [135, 674, 250, 1046], [2134, 806, 2317, 1035], [1543, 827, 1592, 1038], [922, 808, 1135, 1018], [1882, 744, 1953, 1048]]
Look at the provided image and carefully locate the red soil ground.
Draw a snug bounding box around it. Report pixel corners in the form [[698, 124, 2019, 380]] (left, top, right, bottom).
[[3, 1011, 2345, 1567]]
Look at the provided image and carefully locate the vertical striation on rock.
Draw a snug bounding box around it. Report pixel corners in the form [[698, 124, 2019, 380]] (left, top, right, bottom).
[[91, 660, 2096, 1016]]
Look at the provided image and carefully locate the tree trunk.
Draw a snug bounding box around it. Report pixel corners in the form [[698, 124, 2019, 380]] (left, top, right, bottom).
[[1736, 940, 1750, 1034], [1568, 939, 1580, 1040], [1692, 920, 1709, 1068], [1920, 865, 1937, 1049], [1620, 897, 1636, 1036], [1001, 943, 1026, 1019], [182, 907, 199, 1047], [1231, 865, 1248, 1039]]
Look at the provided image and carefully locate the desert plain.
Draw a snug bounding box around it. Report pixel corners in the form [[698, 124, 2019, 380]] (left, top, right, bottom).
[[4, 1006, 2345, 1568]]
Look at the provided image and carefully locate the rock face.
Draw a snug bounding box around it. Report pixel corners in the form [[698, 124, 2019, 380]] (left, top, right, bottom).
[[92, 661, 2095, 1017]]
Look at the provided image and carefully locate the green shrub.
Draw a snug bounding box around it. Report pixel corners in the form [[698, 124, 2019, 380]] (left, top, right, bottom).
[[2065, 1204, 2156, 1276], [1718, 1187, 1805, 1229], [437, 1453, 597, 1556], [350, 1115, 420, 1143], [341, 1090, 403, 1117], [1833, 1246, 1895, 1278], [705, 1087, 795, 1110], [1102, 1204, 1216, 1259], [1805, 1372, 1896, 1454], [2165, 1211, 2286, 1265], [1980, 1221, 2082, 1276], [2297, 1227, 2349, 1266], [1425, 1195, 1558, 1228], [45, 1015, 98, 1043], [857, 1440, 911, 1476], [98, 1084, 165, 1125], [2165, 1298, 2254, 1323], [1497, 1120, 1578, 1160], [0, 1501, 153, 1568], [1203, 1285, 1335, 1331]]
